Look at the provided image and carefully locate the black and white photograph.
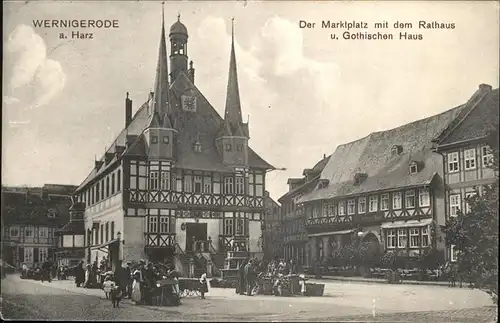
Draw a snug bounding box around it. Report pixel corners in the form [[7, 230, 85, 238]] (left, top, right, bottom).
[[1, 0, 499, 321]]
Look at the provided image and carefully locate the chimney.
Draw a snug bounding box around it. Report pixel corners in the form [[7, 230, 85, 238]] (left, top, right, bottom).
[[188, 60, 195, 84], [125, 92, 132, 127], [479, 83, 492, 92]]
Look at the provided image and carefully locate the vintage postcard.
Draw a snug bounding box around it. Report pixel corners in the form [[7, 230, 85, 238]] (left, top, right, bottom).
[[2, 0, 498, 321]]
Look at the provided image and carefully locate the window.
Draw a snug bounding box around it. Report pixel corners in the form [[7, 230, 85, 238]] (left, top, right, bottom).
[[149, 171, 159, 190], [39, 227, 48, 238], [111, 173, 115, 194], [450, 244, 458, 262], [393, 192, 402, 209], [160, 171, 170, 190], [249, 172, 264, 197], [96, 182, 100, 202], [465, 192, 476, 213], [100, 224, 104, 244], [398, 229, 407, 248], [464, 149, 476, 170], [194, 141, 202, 152], [148, 216, 158, 233], [117, 169, 121, 191], [421, 227, 429, 247], [39, 247, 48, 262], [10, 226, 19, 237], [449, 194, 461, 217], [419, 188, 430, 207], [203, 176, 212, 193], [25, 226, 33, 237], [101, 180, 105, 200], [151, 135, 158, 144], [369, 196, 378, 212], [159, 216, 169, 233], [338, 201, 346, 215], [381, 194, 389, 211], [223, 218, 234, 236], [236, 144, 243, 152], [236, 217, 245, 235], [387, 230, 396, 248], [225, 144, 232, 152], [358, 197, 366, 214], [409, 228, 420, 247], [405, 190, 415, 209], [163, 136, 170, 144], [482, 146, 493, 167], [105, 222, 109, 242], [194, 176, 202, 193], [235, 177, 245, 195], [447, 152, 459, 172], [24, 247, 34, 263], [111, 222, 115, 240], [224, 177, 234, 194], [409, 162, 418, 174], [347, 199, 355, 215]]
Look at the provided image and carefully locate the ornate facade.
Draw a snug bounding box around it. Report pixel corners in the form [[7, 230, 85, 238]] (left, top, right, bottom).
[[73, 13, 273, 276]]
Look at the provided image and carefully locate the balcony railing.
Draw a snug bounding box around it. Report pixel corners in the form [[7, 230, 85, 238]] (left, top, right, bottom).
[[128, 189, 264, 208]]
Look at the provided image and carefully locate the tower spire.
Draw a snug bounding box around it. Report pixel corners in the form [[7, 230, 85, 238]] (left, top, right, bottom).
[[223, 18, 244, 134], [149, 2, 172, 129]]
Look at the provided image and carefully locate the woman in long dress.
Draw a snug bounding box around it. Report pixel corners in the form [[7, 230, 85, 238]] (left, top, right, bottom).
[[131, 271, 142, 304], [84, 264, 91, 288]]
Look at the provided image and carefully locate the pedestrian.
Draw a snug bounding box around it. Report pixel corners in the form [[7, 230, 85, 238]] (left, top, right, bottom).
[[131, 271, 143, 304], [244, 260, 255, 296], [75, 261, 85, 287], [114, 260, 127, 297], [236, 259, 248, 295], [199, 273, 208, 299], [110, 284, 123, 308], [124, 261, 132, 298], [102, 276, 116, 300]]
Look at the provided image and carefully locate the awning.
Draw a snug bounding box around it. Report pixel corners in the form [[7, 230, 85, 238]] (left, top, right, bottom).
[[380, 218, 433, 229], [308, 229, 354, 238], [89, 238, 120, 252]]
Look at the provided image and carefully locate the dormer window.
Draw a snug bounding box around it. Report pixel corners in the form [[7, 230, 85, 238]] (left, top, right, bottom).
[[391, 145, 403, 156], [354, 173, 368, 185], [318, 179, 329, 189], [194, 141, 202, 153], [409, 161, 419, 174]]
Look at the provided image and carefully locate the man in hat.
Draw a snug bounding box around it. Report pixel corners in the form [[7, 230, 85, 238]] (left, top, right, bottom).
[[244, 259, 256, 296]]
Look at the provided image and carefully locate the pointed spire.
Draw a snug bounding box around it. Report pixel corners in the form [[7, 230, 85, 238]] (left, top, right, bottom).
[[223, 18, 243, 132], [149, 2, 172, 129]]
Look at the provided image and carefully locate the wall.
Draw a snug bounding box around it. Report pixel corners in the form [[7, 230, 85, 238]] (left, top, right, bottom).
[[123, 217, 146, 262], [74, 235, 84, 247], [248, 221, 262, 253]]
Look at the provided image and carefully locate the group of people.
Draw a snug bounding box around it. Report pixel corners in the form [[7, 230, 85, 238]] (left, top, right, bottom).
[[235, 257, 306, 296], [21, 259, 56, 282]]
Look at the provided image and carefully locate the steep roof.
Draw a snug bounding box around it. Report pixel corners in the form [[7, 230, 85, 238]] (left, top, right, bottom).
[[55, 221, 85, 235], [299, 105, 464, 203], [437, 88, 499, 147]]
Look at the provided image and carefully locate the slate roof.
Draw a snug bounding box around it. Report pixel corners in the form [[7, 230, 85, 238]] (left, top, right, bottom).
[[298, 105, 464, 203], [437, 88, 499, 146], [278, 155, 331, 203]]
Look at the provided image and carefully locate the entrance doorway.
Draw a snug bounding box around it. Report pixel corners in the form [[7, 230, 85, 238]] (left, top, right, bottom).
[[186, 223, 208, 252]]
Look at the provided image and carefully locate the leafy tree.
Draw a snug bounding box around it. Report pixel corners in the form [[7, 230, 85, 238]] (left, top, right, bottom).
[[444, 126, 499, 302]]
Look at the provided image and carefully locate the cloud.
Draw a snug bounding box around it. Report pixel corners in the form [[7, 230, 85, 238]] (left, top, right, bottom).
[[5, 24, 66, 108]]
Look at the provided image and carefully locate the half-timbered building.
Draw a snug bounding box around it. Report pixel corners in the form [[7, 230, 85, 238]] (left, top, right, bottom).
[[278, 154, 330, 268], [297, 85, 496, 266], [433, 84, 499, 263], [73, 13, 273, 275], [1, 184, 76, 269]]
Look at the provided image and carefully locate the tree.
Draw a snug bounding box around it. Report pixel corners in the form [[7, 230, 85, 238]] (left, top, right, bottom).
[[444, 126, 499, 302]]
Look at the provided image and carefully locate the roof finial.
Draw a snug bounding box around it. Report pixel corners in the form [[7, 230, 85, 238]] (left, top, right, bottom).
[[178, 12, 181, 21], [162, 2, 165, 23], [126, 92, 129, 99], [231, 17, 235, 41]]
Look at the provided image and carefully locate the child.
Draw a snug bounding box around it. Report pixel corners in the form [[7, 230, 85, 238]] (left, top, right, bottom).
[[102, 276, 116, 300], [110, 285, 123, 308], [199, 273, 208, 299]]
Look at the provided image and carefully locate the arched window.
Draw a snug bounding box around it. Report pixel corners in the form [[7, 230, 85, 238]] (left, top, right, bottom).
[[106, 177, 110, 197], [111, 173, 116, 194]]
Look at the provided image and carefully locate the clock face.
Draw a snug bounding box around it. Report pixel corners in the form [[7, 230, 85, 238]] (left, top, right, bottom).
[[181, 95, 197, 112]]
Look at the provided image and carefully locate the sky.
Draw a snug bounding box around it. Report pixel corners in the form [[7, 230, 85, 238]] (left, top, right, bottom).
[[2, 0, 499, 201]]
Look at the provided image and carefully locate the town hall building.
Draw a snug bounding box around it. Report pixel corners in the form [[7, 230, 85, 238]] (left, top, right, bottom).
[[73, 12, 274, 276]]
